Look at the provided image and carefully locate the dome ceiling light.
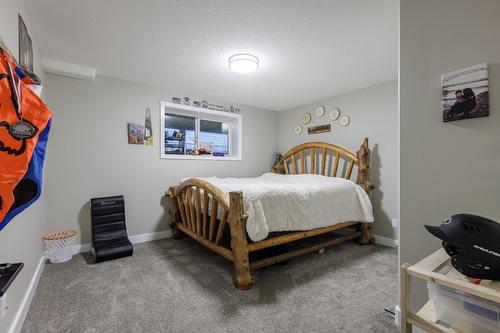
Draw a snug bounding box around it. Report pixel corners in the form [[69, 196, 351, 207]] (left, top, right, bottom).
[[228, 53, 259, 74]]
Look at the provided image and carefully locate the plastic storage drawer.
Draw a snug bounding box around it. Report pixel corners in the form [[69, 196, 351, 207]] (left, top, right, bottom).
[[428, 282, 500, 333]]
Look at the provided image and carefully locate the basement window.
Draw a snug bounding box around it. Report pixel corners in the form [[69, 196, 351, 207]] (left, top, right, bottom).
[[160, 101, 242, 160]]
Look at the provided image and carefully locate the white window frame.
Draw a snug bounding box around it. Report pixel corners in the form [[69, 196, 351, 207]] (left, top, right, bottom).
[[160, 101, 242, 160]]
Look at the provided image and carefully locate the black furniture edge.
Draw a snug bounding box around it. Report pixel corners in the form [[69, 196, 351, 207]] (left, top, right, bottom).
[[0, 263, 24, 297]]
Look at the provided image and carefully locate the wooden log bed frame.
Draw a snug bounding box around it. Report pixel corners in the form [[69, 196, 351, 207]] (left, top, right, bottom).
[[165, 138, 375, 290]]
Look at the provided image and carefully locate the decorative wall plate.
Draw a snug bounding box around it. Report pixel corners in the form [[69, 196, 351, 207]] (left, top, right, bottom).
[[329, 108, 341, 121], [315, 105, 325, 117], [302, 112, 312, 124], [339, 115, 350, 127], [294, 124, 303, 135]]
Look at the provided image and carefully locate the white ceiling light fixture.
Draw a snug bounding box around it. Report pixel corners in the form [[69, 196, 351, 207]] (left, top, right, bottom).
[[228, 53, 259, 74]]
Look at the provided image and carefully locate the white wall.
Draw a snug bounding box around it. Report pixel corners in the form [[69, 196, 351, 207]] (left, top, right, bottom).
[[0, 1, 46, 332], [278, 80, 398, 240], [44, 74, 278, 245], [400, 0, 500, 310]]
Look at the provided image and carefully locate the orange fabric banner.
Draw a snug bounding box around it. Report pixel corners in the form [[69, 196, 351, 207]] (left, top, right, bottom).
[[0, 50, 52, 226]]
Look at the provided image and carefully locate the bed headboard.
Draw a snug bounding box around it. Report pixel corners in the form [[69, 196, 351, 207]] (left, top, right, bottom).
[[273, 138, 375, 194]]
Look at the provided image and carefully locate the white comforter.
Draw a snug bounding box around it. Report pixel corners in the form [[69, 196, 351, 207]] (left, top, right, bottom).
[[183, 173, 374, 242]]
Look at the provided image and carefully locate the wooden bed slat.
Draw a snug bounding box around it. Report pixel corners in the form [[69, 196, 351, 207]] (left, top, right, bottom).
[[176, 197, 187, 228], [284, 158, 289, 174], [195, 188, 202, 237], [333, 153, 340, 177], [202, 191, 208, 239], [291, 155, 297, 174], [282, 142, 359, 178], [181, 189, 188, 229], [310, 148, 315, 174], [189, 188, 196, 234], [209, 199, 218, 242], [247, 220, 360, 252], [250, 231, 362, 270], [345, 160, 354, 179], [301, 150, 305, 173], [177, 223, 234, 262], [184, 188, 193, 230], [321, 147, 327, 175], [215, 212, 228, 245]]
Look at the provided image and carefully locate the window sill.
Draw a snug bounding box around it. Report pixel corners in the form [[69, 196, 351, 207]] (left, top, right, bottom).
[[161, 154, 241, 161]]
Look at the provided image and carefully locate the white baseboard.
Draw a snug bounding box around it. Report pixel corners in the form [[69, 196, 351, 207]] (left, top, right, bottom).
[[395, 304, 401, 328], [129, 230, 171, 244], [9, 256, 45, 333], [72, 230, 172, 254], [373, 234, 399, 248], [72, 243, 91, 255]]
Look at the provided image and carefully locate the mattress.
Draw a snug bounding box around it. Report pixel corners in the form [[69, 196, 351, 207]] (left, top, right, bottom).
[[182, 173, 374, 242]]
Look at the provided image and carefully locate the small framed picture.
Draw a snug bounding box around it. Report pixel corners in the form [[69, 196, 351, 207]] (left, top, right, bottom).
[[127, 123, 144, 144], [442, 63, 489, 122]]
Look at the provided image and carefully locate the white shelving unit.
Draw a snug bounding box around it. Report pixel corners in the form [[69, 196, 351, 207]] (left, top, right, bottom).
[[400, 248, 500, 333]]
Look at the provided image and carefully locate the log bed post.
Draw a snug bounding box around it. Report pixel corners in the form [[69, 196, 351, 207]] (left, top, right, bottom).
[[356, 137, 376, 245], [271, 157, 286, 174], [228, 191, 254, 291], [166, 186, 183, 239]]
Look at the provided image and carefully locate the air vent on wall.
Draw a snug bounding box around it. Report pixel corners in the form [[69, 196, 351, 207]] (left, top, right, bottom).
[[42, 58, 96, 81]]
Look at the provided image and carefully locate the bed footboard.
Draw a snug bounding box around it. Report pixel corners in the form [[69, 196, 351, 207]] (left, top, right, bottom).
[[166, 180, 254, 290]]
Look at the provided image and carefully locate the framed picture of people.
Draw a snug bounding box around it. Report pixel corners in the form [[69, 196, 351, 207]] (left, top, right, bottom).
[[18, 14, 33, 72], [441, 63, 489, 122]]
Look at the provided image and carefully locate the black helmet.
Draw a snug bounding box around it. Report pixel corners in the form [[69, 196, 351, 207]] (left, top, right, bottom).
[[425, 214, 500, 280]]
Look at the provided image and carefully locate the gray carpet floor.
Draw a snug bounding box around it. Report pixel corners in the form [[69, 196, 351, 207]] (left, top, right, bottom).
[[22, 238, 398, 333]]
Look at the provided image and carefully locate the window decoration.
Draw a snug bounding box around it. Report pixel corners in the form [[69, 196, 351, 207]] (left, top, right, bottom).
[[171, 97, 240, 113]]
